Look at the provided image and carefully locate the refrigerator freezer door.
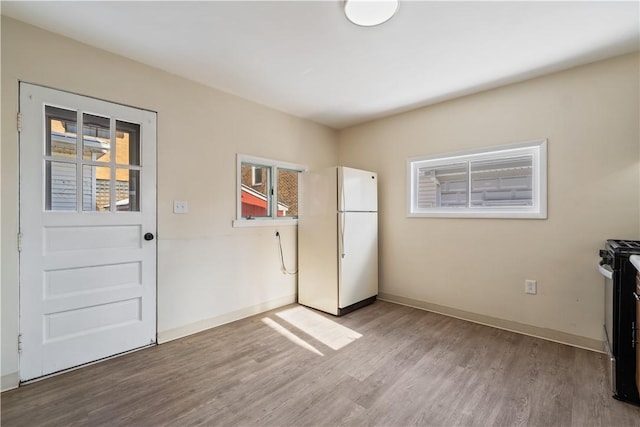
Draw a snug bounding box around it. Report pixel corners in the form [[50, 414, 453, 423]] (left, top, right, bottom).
[[339, 167, 378, 212], [338, 212, 378, 308]]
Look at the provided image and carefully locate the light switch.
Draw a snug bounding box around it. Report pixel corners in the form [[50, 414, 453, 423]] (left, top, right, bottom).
[[525, 279, 537, 295], [173, 200, 188, 214]]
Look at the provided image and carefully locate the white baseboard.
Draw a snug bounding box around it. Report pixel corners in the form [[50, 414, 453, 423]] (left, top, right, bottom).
[[157, 294, 297, 344], [1, 371, 19, 392], [378, 293, 604, 353]]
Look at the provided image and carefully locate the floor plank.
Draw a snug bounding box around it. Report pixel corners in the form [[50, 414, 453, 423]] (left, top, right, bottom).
[[2, 301, 640, 426]]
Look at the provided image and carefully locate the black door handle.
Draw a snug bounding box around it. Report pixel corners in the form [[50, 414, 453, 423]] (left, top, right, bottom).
[[144, 232, 154, 241]]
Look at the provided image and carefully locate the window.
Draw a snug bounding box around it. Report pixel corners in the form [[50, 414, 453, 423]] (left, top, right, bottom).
[[408, 139, 547, 218], [235, 154, 305, 226], [45, 106, 141, 212]]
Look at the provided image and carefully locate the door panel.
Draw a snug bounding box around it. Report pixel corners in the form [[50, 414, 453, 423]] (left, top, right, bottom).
[[45, 224, 142, 252], [338, 212, 378, 308], [19, 83, 157, 382], [45, 262, 141, 298]]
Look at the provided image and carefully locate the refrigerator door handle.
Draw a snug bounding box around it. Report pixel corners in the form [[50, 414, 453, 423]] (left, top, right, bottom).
[[339, 168, 346, 258], [340, 167, 344, 211], [340, 212, 346, 259]]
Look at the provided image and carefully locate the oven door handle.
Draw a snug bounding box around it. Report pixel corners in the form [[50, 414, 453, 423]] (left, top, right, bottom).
[[598, 263, 613, 280]]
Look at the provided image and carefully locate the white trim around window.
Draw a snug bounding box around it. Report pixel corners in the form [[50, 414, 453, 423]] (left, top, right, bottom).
[[407, 139, 547, 219], [233, 154, 307, 228]]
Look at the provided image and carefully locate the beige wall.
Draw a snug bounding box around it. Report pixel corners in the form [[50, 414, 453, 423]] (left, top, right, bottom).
[[338, 53, 640, 349], [1, 17, 338, 389]]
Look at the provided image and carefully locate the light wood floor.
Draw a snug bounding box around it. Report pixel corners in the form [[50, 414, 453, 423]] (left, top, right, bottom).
[[2, 301, 640, 426]]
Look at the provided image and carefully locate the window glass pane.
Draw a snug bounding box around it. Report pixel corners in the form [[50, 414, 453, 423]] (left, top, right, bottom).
[[252, 166, 264, 185], [116, 120, 140, 166], [470, 156, 533, 207], [46, 161, 77, 211], [277, 169, 299, 218], [241, 163, 271, 218], [46, 106, 77, 158], [83, 165, 111, 211], [116, 168, 140, 212], [417, 163, 468, 208], [83, 114, 110, 162]]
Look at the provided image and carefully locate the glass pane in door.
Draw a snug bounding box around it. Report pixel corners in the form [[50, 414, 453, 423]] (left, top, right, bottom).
[[46, 161, 77, 211], [46, 106, 77, 158], [83, 114, 110, 162], [116, 168, 139, 211], [116, 120, 140, 166], [83, 165, 111, 211]]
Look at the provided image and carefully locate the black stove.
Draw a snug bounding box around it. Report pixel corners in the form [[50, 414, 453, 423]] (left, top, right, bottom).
[[609, 240, 640, 249], [599, 239, 640, 405]]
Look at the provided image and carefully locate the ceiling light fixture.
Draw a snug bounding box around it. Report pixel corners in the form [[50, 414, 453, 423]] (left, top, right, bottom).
[[344, 0, 399, 27]]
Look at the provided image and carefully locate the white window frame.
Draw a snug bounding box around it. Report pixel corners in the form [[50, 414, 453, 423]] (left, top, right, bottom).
[[407, 139, 547, 219], [233, 154, 306, 227]]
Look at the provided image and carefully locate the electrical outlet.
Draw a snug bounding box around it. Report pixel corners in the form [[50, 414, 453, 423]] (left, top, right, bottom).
[[525, 280, 537, 295], [173, 200, 188, 214]]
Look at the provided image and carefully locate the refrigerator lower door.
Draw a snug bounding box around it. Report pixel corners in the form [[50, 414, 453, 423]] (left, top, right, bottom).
[[338, 212, 378, 309]]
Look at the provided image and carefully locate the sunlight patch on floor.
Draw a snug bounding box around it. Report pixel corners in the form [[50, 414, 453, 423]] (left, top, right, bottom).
[[261, 317, 324, 356], [275, 306, 362, 351]]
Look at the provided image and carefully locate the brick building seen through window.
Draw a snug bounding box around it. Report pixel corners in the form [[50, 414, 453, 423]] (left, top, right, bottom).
[[240, 164, 299, 218]]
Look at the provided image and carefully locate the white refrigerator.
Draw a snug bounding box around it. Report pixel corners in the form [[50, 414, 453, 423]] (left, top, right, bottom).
[[298, 166, 378, 316]]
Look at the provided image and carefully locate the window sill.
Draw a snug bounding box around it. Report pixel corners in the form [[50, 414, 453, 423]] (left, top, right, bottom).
[[407, 210, 546, 219], [232, 219, 298, 228]]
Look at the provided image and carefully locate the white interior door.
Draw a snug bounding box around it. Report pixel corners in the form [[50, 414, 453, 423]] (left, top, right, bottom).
[[19, 83, 157, 382]]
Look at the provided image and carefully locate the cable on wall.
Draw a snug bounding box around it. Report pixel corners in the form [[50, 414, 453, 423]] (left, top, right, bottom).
[[276, 231, 298, 275]]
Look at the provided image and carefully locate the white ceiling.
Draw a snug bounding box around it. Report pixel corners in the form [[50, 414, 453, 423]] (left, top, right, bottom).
[[3, 1, 639, 129]]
